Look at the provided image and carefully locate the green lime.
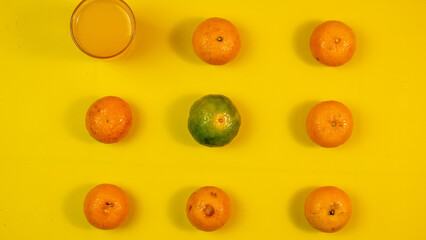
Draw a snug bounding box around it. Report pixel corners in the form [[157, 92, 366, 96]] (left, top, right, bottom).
[[188, 94, 241, 147]]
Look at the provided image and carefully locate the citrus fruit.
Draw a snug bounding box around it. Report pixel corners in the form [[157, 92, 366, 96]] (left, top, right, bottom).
[[186, 186, 232, 231], [83, 184, 130, 229], [310, 20, 356, 66], [304, 186, 352, 233], [192, 17, 241, 65], [188, 94, 241, 147], [306, 100, 353, 148], [85, 96, 133, 143]]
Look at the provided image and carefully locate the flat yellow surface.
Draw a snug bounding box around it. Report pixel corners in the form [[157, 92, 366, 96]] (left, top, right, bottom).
[[1, 0, 426, 239]]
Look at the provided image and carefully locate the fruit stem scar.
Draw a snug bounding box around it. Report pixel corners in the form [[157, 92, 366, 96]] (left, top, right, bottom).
[[204, 205, 215, 216], [217, 36, 223, 42], [332, 122, 336, 127], [335, 38, 341, 43], [329, 210, 335, 215]]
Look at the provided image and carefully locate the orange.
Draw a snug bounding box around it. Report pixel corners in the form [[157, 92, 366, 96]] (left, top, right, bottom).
[[192, 17, 241, 65], [306, 100, 353, 148], [85, 96, 133, 143], [83, 184, 130, 229], [304, 186, 352, 233], [310, 20, 356, 66], [186, 186, 232, 231]]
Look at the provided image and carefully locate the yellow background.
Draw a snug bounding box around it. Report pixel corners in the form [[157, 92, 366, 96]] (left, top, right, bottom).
[[1, 0, 426, 239]]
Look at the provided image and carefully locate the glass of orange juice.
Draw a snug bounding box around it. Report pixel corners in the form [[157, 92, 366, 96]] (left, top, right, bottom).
[[71, 0, 136, 59]]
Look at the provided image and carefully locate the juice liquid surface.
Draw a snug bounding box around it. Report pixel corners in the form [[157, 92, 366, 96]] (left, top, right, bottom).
[[71, 0, 135, 58]]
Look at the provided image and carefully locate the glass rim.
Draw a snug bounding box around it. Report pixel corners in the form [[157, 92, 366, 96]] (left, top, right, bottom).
[[70, 0, 136, 59]]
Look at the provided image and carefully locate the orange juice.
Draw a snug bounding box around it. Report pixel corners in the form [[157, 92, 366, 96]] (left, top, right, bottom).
[[71, 0, 135, 59]]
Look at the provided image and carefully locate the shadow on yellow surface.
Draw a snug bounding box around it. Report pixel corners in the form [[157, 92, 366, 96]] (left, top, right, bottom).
[[293, 21, 322, 66], [221, 189, 242, 233], [119, 98, 144, 144], [62, 184, 93, 229], [116, 8, 162, 63], [117, 186, 139, 230], [165, 94, 200, 147], [168, 186, 198, 231], [63, 96, 97, 143], [228, 98, 252, 149], [287, 186, 317, 232], [229, 19, 252, 68], [345, 102, 362, 148], [169, 18, 205, 65], [287, 101, 317, 147]]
